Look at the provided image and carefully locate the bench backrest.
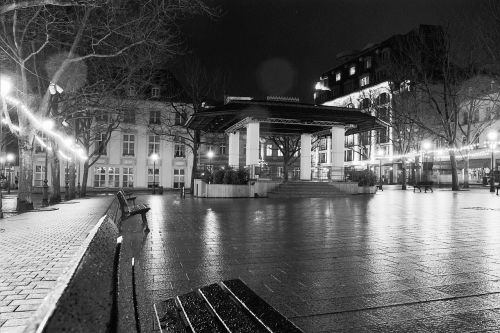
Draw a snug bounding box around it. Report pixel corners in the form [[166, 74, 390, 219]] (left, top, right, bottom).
[[116, 191, 130, 215]]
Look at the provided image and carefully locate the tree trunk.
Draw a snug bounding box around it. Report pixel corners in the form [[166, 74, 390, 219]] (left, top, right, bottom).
[[190, 130, 201, 192], [463, 155, 470, 189], [16, 142, 34, 212], [283, 160, 289, 182], [50, 155, 61, 203], [69, 160, 76, 199], [401, 159, 407, 190], [81, 160, 89, 197], [449, 149, 460, 191]]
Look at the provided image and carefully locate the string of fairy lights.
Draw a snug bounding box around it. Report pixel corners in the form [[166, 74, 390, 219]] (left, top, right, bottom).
[[4, 95, 87, 162]]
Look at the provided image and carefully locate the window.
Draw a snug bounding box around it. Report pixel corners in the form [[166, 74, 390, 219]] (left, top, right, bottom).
[[151, 87, 160, 98], [364, 57, 372, 69], [377, 93, 389, 105], [173, 169, 185, 189], [175, 142, 186, 158], [94, 167, 106, 187], [360, 75, 370, 87], [149, 110, 161, 124], [207, 144, 214, 153], [345, 150, 353, 162], [377, 128, 388, 144], [360, 132, 370, 146], [266, 144, 273, 156], [319, 138, 327, 150], [346, 103, 355, 109], [335, 72, 341, 81], [123, 134, 135, 156], [361, 98, 371, 109], [219, 143, 226, 155], [349, 65, 356, 76], [108, 167, 120, 188], [35, 133, 47, 153], [148, 135, 160, 155], [174, 113, 183, 125], [128, 86, 136, 96], [123, 109, 135, 124], [319, 153, 326, 163], [147, 167, 159, 188], [277, 146, 283, 156], [34, 165, 45, 186], [122, 167, 134, 188], [381, 49, 390, 63], [96, 133, 107, 155]]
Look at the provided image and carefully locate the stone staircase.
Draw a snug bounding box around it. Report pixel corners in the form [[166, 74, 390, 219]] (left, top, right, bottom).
[[267, 181, 344, 198]]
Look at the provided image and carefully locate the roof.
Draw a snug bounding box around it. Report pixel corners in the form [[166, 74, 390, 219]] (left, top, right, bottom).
[[185, 100, 388, 136]]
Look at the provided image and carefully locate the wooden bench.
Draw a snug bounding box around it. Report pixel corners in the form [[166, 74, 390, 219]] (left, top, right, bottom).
[[116, 190, 150, 232], [496, 185, 500, 195], [376, 184, 383, 191], [154, 278, 303, 332], [413, 181, 433, 193]]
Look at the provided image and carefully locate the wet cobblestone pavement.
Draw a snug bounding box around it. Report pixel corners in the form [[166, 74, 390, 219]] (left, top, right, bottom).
[[137, 188, 500, 332]]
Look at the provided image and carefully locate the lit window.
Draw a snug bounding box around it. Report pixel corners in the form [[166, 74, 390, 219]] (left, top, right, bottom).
[[173, 169, 185, 189], [151, 87, 160, 98], [335, 72, 341, 81], [122, 167, 134, 188], [148, 135, 160, 155], [277, 145, 283, 157], [349, 65, 356, 76], [94, 167, 106, 187], [219, 143, 226, 155], [365, 57, 372, 69], [96, 133, 107, 155], [174, 112, 183, 125], [34, 165, 46, 186], [266, 144, 273, 156], [175, 141, 186, 158], [147, 168, 159, 188], [123, 134, 135, 156], [360, 75, 370, 87], [149, 110, 161, 124], [108, 167, 120, 188]]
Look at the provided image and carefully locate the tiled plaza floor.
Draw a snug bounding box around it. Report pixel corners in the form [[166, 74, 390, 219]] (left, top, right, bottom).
[[136, 188, 500, 332], [0, 196, 113, 333]]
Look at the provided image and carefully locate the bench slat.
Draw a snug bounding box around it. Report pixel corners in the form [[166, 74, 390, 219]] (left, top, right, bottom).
[[155, 299, 189, 333], [177, 291, 226, 332], [222, 279, 303, 333]]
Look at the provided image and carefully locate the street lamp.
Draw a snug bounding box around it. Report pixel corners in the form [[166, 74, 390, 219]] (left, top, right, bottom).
[[151, 153, 159, 194], [487, 130, 497, 192], [207, 150, 214, 184], [41, 120, 54, 206], [377, 149, 384, 189]]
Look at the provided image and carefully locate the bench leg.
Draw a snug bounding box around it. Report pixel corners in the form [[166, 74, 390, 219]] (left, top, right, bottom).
[[141, 213, 150, 232]]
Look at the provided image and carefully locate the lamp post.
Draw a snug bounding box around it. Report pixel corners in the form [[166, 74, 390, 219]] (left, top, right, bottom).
[[151, 153, 159, 194], [207, 150, 214, 184], [377, 149, 384, 189], [41, 119, 54, 206], [487, 131, 497, 192]]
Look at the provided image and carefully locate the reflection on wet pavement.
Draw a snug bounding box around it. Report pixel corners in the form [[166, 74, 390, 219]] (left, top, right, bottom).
[[138, 189, 500, 332]]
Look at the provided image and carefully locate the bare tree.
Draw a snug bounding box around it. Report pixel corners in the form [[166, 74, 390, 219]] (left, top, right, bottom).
[[149, 57, 227, 191], [0, 0, 218, 210], [264, 135, 300, 181]]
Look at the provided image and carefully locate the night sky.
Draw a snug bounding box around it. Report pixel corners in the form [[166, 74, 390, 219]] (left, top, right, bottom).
[[184, 0, 479, 103]]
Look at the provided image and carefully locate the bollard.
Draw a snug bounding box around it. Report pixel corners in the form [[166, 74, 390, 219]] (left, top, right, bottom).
[[42, 179, 49, 206], [180, 186, 185, 198]]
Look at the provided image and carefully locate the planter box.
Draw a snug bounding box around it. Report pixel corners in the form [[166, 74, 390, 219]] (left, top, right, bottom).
[[193, 179, 280, 198], [357, 185, 377, 194]]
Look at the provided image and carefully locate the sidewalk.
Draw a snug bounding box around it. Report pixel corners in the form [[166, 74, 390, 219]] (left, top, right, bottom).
[[0, 195, 114, 332]]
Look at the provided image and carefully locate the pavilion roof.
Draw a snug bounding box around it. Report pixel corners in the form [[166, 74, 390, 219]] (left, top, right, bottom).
[[185, 100, 388, 136]]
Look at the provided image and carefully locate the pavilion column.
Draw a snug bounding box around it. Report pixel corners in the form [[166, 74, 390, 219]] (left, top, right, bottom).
[[228, 131, 240, 168], [245, 121, 260, 168], [326, 137, 332, 164], [300, 133, 312, 180], [331, 126, 345, 181]]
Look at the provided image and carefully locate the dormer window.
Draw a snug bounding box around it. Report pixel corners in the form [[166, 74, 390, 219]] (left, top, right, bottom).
[[364, 57, 372, 69], [360, 74, 370, 87], [128, 86, 136, 97], [152, 87, 160, 98], [335, 72, 341, 81], [349, 65, 356, 76]]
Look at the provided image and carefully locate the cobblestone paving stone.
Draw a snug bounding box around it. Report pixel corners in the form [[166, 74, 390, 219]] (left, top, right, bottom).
[[0, 196, 113, 332], [135, 188, 500, 332]]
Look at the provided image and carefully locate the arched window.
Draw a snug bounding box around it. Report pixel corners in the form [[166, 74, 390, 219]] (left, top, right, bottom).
[[361, 98, 371, 109], [377, 93, 389, 105]]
